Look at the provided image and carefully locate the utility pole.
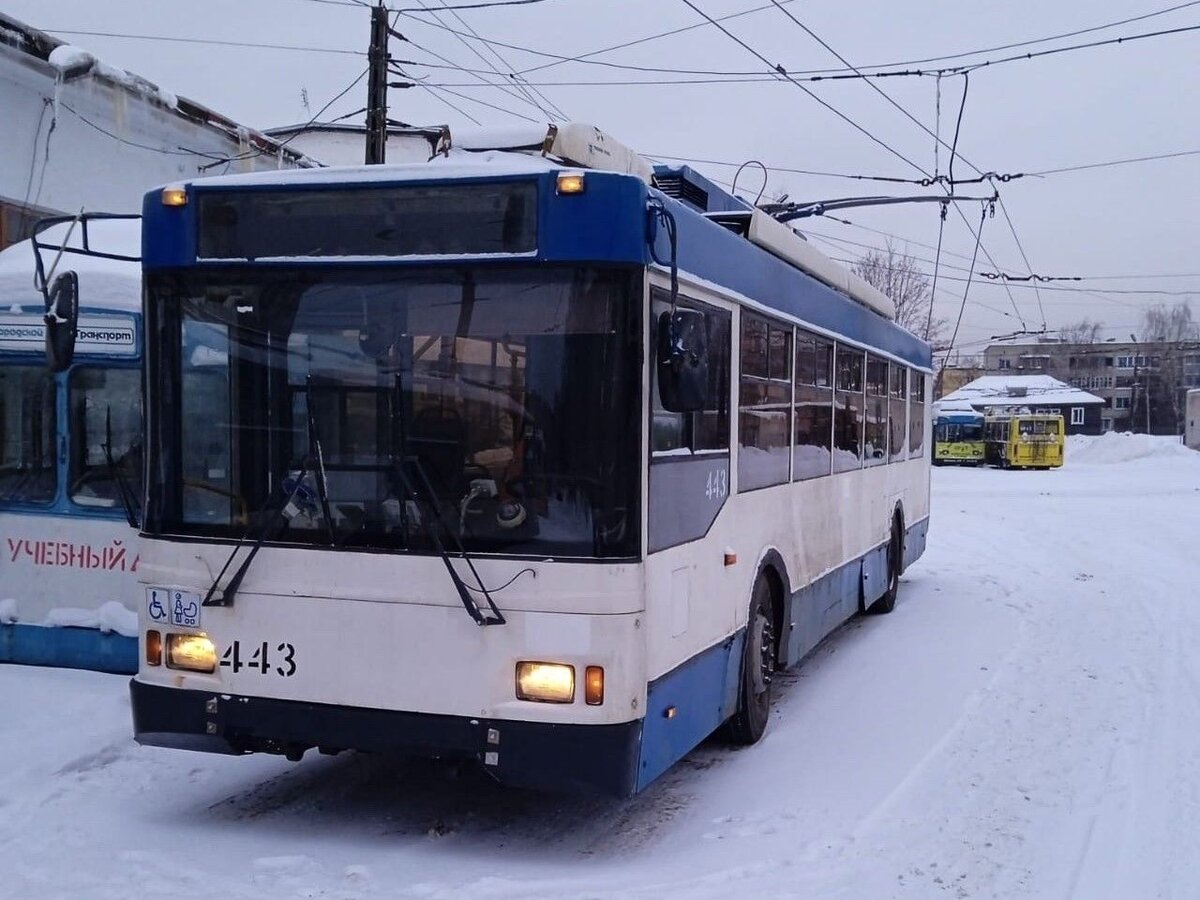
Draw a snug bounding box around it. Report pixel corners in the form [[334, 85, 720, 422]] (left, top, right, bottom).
[[364, 2, 389, 165]]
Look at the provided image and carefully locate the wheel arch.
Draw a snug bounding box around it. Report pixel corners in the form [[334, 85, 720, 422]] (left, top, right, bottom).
[[755, 547, 790, 669]]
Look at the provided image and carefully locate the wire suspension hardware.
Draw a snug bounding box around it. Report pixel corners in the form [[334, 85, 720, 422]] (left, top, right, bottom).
[[940, 202, 991, 389]]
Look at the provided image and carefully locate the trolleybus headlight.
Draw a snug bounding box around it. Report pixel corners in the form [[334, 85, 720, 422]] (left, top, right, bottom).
[[165, 633, 217, 673], [516, 661, 575, 703], [556, 172, 586, 195]]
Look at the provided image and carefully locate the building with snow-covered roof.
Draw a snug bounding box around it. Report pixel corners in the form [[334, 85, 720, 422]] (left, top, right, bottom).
[[0, 12, 317, 250], [940, 375, 1105, 435]]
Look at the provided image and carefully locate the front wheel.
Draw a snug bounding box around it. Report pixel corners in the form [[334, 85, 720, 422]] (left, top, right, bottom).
[[726, 578, 777, 745], [867, 517, 903, 615]]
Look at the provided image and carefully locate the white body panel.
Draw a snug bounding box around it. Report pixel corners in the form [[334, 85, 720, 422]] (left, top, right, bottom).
[[642, 274, 929, 682], [137, 546, 645, 725], [0, 513, 138, 632]]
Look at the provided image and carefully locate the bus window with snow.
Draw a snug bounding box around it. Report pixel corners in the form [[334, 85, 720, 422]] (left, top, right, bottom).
[[129, 129, 932, 797]]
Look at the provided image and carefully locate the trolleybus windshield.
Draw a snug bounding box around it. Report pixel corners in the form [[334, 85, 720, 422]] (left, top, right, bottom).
[[0, 364, 56, 503], [146, 265, 641, 559]]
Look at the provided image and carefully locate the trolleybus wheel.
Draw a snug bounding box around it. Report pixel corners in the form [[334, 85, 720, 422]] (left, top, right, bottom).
[[868, 515, 903, 615], [727, 577, 777, 745]]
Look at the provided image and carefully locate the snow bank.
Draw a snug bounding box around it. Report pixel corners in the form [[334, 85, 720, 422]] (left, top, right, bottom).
[[1067, 432, 1193, 465], [43, 601, 137, 637]]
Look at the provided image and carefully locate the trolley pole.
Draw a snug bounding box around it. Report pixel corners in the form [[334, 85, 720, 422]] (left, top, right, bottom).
[[364, 2, 389, 165]]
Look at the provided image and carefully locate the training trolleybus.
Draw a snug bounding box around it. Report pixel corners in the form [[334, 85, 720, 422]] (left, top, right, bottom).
[[0, 218, 143, 673], [122, 125, 931, 795], [932, 401, 985, 466]]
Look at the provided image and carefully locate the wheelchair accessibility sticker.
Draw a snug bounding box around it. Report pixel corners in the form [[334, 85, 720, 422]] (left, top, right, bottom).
[[146, 587, 201, 628]]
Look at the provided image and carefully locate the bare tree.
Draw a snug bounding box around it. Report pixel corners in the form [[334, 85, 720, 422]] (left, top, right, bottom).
[[1059, 318, 1104, 344], [853, 240, 946, 345], [1139, 302, 1199, 432]]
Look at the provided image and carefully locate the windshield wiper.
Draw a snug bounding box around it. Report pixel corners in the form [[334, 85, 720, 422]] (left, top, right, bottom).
[[397, 456, 506, 627], [103, 406, 140, 528], [202, 390, 334, 607]]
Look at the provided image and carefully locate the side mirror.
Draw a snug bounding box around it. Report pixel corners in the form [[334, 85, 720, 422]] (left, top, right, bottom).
[[44, 271, 80, 373], [657, 308, 709, 413]]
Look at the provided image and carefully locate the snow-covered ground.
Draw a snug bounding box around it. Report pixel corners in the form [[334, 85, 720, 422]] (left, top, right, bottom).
[[2, 436, 1198, 899]]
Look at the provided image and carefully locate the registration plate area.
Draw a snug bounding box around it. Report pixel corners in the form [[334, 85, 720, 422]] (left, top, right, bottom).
[[156, 592, 642, 725]]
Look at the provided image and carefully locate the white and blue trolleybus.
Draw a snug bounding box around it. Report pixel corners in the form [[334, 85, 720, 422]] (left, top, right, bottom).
[[126, 125, 931, 795], [0, 216, 143, 673]]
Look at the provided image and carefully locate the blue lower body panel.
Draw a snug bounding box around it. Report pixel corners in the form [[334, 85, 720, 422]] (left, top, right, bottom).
[[903, 516, 929, 572], [0, 623, 137, 675], [636, 631, 744, 792]]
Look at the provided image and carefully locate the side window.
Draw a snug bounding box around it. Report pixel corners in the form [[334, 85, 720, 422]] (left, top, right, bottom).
[[68, 367, 143, 509], [650, 290, 731, 455], [909, 371, 926, 458], [833, 345, 864, 473], [864, 355, 888, 466], [738, 312, 791, 491], [793, 330, 833, 480], [1070, 406, 1084, 426], [888, 364, 907, 462], [0, 365, 57, 504]]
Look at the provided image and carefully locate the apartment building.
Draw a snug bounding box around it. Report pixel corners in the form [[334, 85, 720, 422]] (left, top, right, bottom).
[[983, 339, 1200, 433]]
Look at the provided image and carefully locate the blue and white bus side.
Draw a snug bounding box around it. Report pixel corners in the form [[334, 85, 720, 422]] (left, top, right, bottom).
[[0, 231, 143, 674], [128, 129, 930, 795]]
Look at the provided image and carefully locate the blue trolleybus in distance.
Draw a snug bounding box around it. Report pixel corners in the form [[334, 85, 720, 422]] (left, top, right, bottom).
[[0, 218, 143, 673], [125, 124, 932, 795]]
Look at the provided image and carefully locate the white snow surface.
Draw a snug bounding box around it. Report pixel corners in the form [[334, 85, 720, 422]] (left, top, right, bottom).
[[1067, 431, 1193, 465], [42, 601, 138, 637], [3, 449, 1200, 898]]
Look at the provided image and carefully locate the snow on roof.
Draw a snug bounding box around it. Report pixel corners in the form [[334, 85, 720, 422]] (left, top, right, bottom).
[[0, 220, 141, 315], [187, 148, 564, 191], [941, 374, 1104, 408], [933, 400, 983, 416]]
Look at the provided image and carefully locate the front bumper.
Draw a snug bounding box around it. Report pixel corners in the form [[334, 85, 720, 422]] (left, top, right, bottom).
[[130, 679, 642, 796]]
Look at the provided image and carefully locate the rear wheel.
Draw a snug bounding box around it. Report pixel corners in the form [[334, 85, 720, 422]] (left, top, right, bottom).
[[726, 577, 777, 745], [867, 516, 903, 615]]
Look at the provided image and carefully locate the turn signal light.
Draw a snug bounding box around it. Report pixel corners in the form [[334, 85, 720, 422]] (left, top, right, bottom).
[[556, 172, 586, 195], [585, 666, 604, 705], [166, 633, 217, 673], [161, 186, 188, 207], [516, 661, 575, 703], [145, 630, 162, 666]]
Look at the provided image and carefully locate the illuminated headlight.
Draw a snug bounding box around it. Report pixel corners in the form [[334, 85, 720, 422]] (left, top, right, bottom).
[[516, 661, 575, 703], [166, 633, 217, 673]]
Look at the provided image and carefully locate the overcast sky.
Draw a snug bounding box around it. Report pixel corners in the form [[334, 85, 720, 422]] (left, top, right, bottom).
[[9, 0, 1199, 351]]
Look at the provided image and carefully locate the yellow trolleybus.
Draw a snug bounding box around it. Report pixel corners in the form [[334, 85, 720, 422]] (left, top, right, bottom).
[[932, 402, 985, 466], [984, 412, 1065, 469]]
